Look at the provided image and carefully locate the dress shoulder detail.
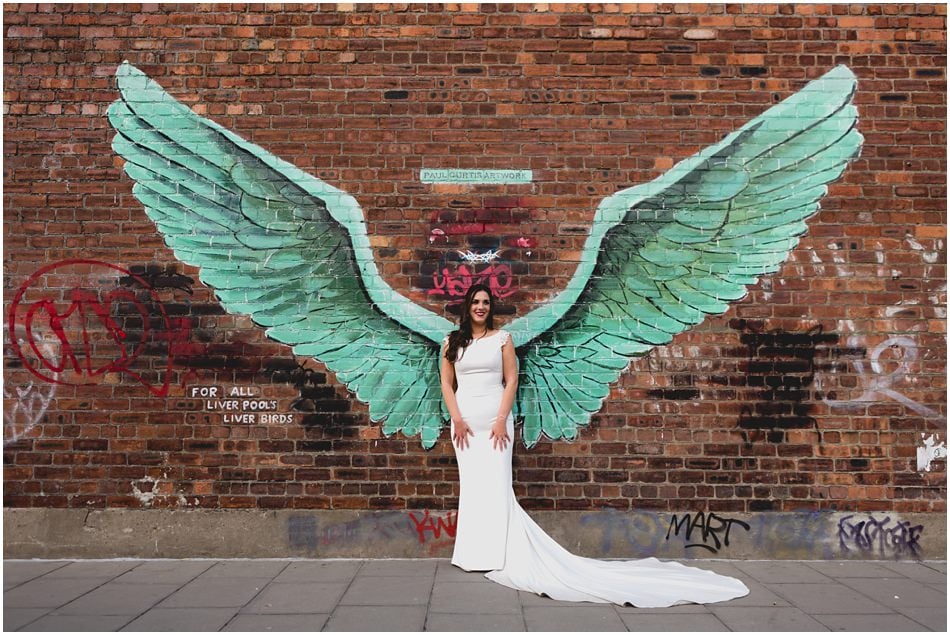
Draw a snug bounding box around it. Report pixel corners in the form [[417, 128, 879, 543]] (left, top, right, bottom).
[[499, 330, 511, 347]]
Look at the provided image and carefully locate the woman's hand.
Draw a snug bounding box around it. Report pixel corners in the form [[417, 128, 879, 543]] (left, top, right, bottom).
[[452, 417, 474, 450], [489, 418, 510, 451]]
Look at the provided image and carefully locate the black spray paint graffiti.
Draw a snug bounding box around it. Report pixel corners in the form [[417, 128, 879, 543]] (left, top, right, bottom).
[[579, 509, 857, 559], [580, 509, 752, 556], [732, 319, 839, 444], [837, 514, 924, 559], [666, 512, 751, 554]]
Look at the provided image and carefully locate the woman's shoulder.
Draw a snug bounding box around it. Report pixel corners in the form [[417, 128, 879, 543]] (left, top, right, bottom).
[[494, 329, 512, 345]]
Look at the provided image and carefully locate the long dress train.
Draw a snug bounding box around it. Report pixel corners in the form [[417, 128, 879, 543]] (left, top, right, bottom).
[[449, 329, 750, 608]]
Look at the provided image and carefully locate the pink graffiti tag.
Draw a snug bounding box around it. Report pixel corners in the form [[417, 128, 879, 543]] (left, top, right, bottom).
[[8, 259, 177, 397], [428, 263, 515, 300], [408, 509, 458, 545]]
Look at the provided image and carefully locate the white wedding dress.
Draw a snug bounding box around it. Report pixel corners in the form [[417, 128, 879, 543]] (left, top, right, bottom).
[[449, 329, 750, 607]]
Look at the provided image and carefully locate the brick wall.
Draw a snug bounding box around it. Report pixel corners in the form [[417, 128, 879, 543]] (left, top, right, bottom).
[[4, 3, 946, 516]]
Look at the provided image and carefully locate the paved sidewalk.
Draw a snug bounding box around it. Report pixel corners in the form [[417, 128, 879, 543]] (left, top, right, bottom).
[[3, 558, 946, 632]]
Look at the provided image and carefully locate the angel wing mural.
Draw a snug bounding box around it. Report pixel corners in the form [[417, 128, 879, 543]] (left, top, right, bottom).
[[108, 62, 862, 449]]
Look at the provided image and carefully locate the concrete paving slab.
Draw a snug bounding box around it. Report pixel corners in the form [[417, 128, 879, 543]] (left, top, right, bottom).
[[896, 607, 949, 631], [429, 580, 521, 614], [3, 562, 67, 590], [813, 612, 930, 631], [156, 576, 269, 608], [3, 577, 108, 609], [618, 611, 729, 631], [426, 612, 526, 631], [839, 577, 947, 608], [435, 561, 487, 582], [222, 613, 329, 631], [522, 605, 626, 632], [926, 582, 946, 593], [518, 589, 601, 608], [710, 577, 789, 607], [4, 557, 946, 633], [339, 575, 432, 606], [199, 559, 289, 578], [805, 560, 907, 578], [38, 561, 139, 579], [682, 560, 746, 578], [52, 582, 179, 615], [120, 607, 238, 631], [879, 561, 948, 584], [712, 606, 830, 631], [358, 559, 438, 577], [272, 560, 361, 583], [239, 581, 348, 614], [2, 608, 49, 631], [766, 582, 894, 614], [614, 602, 713, 614], [111, 560, 214, 585], [20, 614, 132, 632], [324, 605, 427, 631], [735, 560, 834, 584]]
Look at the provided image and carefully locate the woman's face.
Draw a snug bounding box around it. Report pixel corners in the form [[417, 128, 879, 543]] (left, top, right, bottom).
[[469, 290, 491, 327]]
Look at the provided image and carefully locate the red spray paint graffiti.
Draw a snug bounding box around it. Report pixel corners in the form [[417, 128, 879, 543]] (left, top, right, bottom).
[[428, 262, 515, 301], [408, 509, 458, 553], [8, 259, 180, 397]]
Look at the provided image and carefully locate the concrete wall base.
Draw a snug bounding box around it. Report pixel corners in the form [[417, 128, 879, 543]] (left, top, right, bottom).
[[4, 508, 945, 561]]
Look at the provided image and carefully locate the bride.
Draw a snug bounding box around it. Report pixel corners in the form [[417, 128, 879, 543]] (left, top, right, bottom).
[[439, 283, 750, 607]]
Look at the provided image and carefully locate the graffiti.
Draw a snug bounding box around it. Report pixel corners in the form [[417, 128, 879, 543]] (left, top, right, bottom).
[[3, 380, 57, 445], [287, 516, 320, 550], [423, 203, 532, 305], [284, 510, 932, 560], [579, 509, 845, 559], [733, 319, 838, 442], [428, 261, 515, 301], [4, 326, 59, 445], [579, 508, 668, 556], [798, 237, 946, 424], [8, 259, 178, 397], [408, 509, 458, 545], [748, 509, 836, 559], [666, 512, 751, 554], [457, 249, 502, 263], [837, 514, 924, 559], [818, 334, 946, 424], [287, 512, 410, 553], [917, 434, 948, 472]]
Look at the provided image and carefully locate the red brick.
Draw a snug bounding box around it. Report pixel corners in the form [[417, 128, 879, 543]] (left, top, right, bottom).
[[2, 3, 945, 515]]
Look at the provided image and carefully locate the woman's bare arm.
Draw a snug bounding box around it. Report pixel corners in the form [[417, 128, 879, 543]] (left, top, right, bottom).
[[490, 332, 518, 450], [441, 342, 472, 449]]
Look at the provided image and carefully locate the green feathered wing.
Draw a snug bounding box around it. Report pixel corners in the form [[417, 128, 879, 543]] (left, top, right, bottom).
[[507, 65, 863, 447], [108, 62, 455, 448], [110, 63, 862, 451]]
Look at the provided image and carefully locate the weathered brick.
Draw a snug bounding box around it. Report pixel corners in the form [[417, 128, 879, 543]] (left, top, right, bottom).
[[1, 3, 945, 516]]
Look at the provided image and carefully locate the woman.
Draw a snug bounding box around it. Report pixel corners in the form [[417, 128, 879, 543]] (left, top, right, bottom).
[[440, 284, 750, 607]]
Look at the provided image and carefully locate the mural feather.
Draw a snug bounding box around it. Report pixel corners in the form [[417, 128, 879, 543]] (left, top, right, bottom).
[[109, 63, 862, 449]]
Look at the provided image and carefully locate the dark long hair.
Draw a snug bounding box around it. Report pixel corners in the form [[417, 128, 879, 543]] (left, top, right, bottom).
[[444, 283, 495, 363]]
